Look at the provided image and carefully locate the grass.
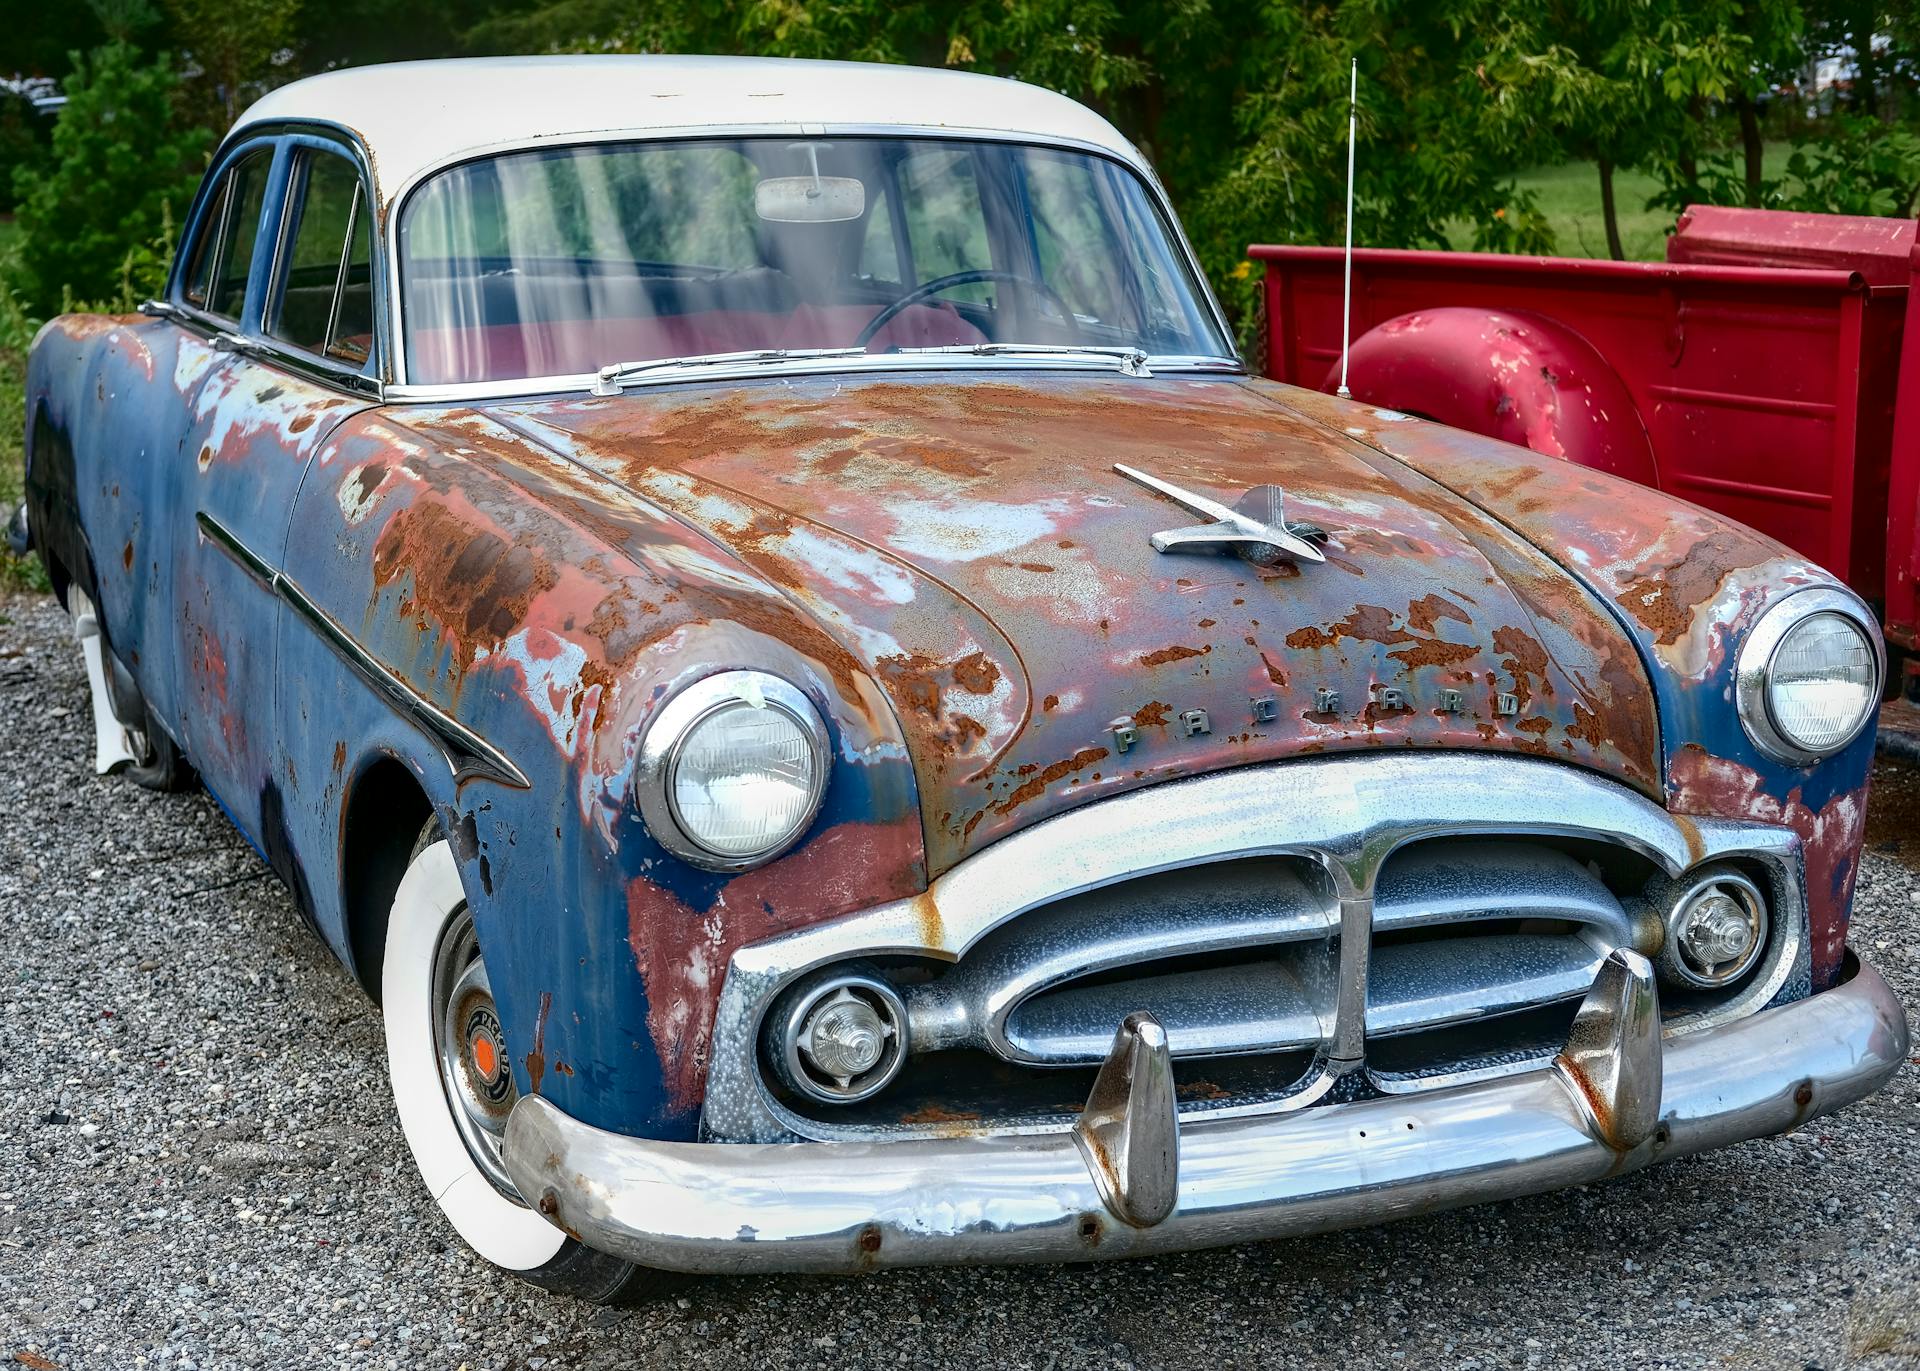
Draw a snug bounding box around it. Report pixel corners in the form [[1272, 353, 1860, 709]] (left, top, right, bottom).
[[1449, 141, 1797, 260]]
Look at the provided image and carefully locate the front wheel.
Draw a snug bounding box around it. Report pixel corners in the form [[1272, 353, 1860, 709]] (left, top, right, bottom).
[[382, 835, 647, 1301]]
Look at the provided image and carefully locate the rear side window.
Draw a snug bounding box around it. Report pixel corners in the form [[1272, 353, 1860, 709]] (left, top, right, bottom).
[[181, 148, 273, 321], [267, 149, 374, 366]]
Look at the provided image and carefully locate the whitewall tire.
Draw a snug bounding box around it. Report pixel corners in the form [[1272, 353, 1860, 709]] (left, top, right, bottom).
[[382, 837, 643, 1299]]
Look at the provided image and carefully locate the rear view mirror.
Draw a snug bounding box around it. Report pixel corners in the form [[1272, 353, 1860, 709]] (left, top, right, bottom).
[[755, 175, 866, 224]]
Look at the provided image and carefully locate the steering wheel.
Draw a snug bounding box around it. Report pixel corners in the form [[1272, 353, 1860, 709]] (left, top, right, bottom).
[[854, 269, 1083, 349]]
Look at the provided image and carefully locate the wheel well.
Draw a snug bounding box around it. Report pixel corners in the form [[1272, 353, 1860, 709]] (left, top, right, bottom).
[[341, 756, 435, 1003]]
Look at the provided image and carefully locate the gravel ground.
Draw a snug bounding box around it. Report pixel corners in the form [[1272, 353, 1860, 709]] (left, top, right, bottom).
[[2, 587, 1918, 1371]]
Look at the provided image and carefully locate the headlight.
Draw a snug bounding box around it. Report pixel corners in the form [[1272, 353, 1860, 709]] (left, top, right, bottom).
[[636, 671, 829, 870], [1735, 589, 1881, 764]]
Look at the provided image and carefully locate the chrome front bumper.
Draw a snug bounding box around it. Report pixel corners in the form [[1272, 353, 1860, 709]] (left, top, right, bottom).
[[502, 951, 1907, 1275]]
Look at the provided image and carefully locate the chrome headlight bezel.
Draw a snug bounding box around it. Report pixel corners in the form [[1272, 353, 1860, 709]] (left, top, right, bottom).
[[635, 670, 830, 872], [1734, 588, 1883, 766]]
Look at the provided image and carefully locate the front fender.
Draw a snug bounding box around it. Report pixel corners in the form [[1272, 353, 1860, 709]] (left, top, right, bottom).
[[285, 405, 925, 1141]]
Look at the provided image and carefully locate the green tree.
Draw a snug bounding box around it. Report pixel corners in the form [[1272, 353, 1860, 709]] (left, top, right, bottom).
[[9, 42, 210, 313], [164, 0, 300, 123]]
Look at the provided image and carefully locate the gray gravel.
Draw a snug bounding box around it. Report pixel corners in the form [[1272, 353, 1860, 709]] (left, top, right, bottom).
[[2, 586, 1917, 1371]]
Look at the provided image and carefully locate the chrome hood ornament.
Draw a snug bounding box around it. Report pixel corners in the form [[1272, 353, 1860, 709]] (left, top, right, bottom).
[[1114, 463, 1328, 566]]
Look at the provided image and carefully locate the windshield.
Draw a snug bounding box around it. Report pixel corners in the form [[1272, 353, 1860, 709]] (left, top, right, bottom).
[[398, 136, 1232, 385]]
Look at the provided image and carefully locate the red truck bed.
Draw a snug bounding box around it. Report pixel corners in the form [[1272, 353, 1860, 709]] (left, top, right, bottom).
[[1252, 208, 1920, 652]]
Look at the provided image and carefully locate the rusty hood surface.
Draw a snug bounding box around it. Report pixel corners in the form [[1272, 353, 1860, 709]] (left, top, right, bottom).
[[476, 372, 1662, 875]]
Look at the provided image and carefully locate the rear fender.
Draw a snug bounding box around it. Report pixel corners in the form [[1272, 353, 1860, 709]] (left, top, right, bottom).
[[1332, 307, 1659, 487]]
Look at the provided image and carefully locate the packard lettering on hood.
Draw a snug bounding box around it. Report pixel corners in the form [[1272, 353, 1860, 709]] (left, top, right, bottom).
[[22, 54, 1900, 1294]]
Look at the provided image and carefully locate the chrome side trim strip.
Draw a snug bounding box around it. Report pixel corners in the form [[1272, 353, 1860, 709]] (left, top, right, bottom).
[[698, 753, 1806, 1144], [505, 954, 1907, 1275], [195, 511, 528, 789]]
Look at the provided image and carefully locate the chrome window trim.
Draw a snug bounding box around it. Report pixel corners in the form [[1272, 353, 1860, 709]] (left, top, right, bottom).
[[170, 136, 284, 329], [697, 752, 1809, 1144], [161, 122, 389, 401], [378, 123, 1241, 392], [1735, 586, 1885, 765]]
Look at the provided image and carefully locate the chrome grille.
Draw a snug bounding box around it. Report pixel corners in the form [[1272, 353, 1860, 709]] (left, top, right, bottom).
[[699, 755, 1809, 1144]]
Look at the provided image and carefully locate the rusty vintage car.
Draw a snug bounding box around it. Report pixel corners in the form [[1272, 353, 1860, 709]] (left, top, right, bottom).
[[14, 56, 1909, 1298]]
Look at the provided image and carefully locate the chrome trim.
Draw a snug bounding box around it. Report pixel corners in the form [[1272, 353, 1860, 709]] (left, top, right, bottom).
[[633, 669, 830, 872], [503, 953, 1907, 1274], [384, 353, 1244, 408], [697, 754, 1809, 1144], [378, 124, 1241, 391], [194, 511, 527, 788], [1736, 587, 1884, 765]]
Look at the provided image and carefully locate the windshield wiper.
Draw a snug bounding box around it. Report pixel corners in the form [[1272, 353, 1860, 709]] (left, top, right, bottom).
[[590, 347, 868, 395], [892, 343, 1153, 377]]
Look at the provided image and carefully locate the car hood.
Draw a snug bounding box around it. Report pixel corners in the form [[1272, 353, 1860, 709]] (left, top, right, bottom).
[[488, 372, 1661, 874]]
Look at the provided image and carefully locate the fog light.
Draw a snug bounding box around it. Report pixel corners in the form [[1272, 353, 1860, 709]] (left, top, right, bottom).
[[775, 971, 907, 1104], [802, 989, 889, 1080], [1657, 868, 1768, 988]]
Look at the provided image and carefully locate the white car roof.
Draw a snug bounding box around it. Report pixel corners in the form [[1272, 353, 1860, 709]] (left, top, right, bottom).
[[232, 55, 1155, 211]]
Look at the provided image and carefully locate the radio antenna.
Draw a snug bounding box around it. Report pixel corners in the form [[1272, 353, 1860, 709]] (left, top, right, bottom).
[[1336, 57, 1358, 399]]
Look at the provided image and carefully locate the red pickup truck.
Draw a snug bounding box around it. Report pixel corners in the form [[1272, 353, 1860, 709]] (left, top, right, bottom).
[[1253, 207, 1920, 691]]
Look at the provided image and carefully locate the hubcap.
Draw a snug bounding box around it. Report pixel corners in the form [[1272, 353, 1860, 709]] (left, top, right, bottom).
[[431, 908, 520, 1197]]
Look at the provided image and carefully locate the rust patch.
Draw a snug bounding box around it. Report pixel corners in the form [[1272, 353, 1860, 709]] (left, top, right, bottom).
[[1133, 701, 1171, 728], [1387, 638, 1479, 671], [121, 541, 133, 571], [1612, 529, 1760, 645], [1492, 625, 1552, 704], [373, 499, 559, 662], [1406, 592, 1471, 632], [994, 747, 1109, 815], [951, 651, 1000, 694], [1140, 644, 1210, 666], [525, 990, 552, 1096], [908, 891, 945, 948], [900, 1103, 981, 1125], [289, 412, 316, 434]]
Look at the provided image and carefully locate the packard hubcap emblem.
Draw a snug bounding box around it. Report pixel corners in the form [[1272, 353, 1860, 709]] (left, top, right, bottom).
[[1115, 463, 1327, 566]]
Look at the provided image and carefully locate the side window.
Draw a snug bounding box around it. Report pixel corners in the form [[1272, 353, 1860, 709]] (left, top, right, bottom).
[[268, 149, 374, 365], [181, 148, 273, 320]]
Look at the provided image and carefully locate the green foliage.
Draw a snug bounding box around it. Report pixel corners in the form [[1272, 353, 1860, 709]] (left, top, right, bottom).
[[0, 88, 56, 217], [1780, 114, 1920, 217], [0, 232, 51, 594], [8, 41, 210, 315], [164, 0, 301, 122]]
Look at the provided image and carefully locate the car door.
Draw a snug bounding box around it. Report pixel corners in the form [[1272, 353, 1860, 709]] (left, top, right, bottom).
[[172, 133, 380, 850]]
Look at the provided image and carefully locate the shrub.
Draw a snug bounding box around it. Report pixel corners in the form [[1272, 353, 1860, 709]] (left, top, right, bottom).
[[9, 41, 210, 315], [1779, 114, 1920, 218]]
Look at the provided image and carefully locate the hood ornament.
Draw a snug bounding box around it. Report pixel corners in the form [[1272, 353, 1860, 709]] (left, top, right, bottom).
[[1114, 464, 1328, 566]]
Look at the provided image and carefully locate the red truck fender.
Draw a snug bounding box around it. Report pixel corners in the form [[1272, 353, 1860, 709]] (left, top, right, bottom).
[[1328, 307, 1660, 488]]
